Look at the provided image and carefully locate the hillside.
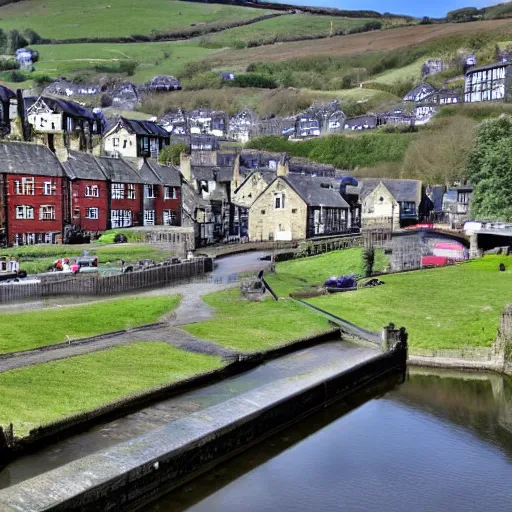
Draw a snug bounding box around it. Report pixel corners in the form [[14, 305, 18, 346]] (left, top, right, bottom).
[[0, 0, 274, 40]]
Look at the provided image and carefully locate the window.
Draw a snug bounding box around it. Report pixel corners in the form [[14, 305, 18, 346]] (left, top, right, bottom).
[[144, 210, 155, 226], [86, 207, 99, 219], [127, 184, 137, 200], [40, 205, 56, 220], [163, 209, 178, 226], [145, 184, 156, 199], [292, 208, 297, 214], [43, 181, 56, 195], [85, 185, 99, 197], [164, 186, 177, 200], [16, 205, 34, 219], [274, 192, 285, 210], [112, 137, 120, 147], [111, 209, 132, 228], [261, 209, 266, 215], [15, 178, 35, 195], [111, 183, 124, 199]]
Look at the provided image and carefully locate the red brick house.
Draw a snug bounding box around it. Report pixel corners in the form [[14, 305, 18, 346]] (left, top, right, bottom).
[[95, 157, 144, 229], [61, 150, 109, 233], [0, 142, 65, 246], [135, 159, 182, 226]]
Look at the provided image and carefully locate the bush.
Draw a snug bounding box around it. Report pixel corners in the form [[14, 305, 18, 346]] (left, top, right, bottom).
[[230, 73, 277, 89], [0, 57, 19, 72], [119, 60, 138, 76], [361, 248, 375, 277], [7, 70, 27, 83], [182, 72, 222, 90], [23, 29, 43, 45], [159, 144, 188, 165], [100, 94, 113, 108]]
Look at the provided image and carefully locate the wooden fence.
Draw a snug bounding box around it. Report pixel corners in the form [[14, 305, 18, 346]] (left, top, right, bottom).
[[0, 258, 213, 304]]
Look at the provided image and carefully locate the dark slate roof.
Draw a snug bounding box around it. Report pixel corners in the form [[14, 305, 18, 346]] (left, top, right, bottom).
[[360, 179, 421, 203], [136, 160, 161, 185], [62, 150, 106, 181], [465, 61, 511, 74], [285, 175, 349, 208], [216, 166, 237, 183], [0, 142, 63, 177], [403, 83, 436, 100], [95, 157, 145, 184], [145, 159, 181, 187], [344, 115, 378, 128], [26, 96, 95, 120], [234, 169, 276, 193], [120, 117, 168, 137], [192, 167, 216, 182], [0, 85, 15, 103]]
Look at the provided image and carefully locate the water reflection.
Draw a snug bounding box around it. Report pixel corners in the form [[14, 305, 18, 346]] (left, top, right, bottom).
[[149, 368, 512, 512]]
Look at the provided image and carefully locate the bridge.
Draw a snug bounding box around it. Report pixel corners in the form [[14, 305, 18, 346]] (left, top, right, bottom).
[[397, 227, 470, 248]]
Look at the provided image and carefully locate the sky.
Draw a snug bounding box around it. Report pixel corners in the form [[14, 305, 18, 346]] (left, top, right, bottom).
[[283, 0, 505, 18]]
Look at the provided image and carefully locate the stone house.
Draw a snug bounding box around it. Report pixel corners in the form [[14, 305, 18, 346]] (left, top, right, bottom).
[[248, 162, 352, 242], [188, 109, 227, 138], [160, 110, 188, 136], [403, 83, 436, 102], [145, 75, 181, 92], [102, 117, 169, 160], [228, 108, 258, 143], [360, 179, 423, 230], [378, 108, 414, 127], [344, 115, 377, 131]]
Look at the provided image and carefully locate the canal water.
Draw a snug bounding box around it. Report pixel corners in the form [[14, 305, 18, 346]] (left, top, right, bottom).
[[150, 367, 512, 512]]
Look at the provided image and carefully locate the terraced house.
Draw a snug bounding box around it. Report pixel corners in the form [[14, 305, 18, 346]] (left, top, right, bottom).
[[0, 142, 66, 247]]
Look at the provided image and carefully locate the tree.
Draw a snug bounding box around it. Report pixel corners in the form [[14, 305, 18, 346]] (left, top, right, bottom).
[[7, 30, 28, 54], [467, 116, 512, 221], [23, 29, 43, 45], [361, 247, 375, 277], [159, 144, 188, 166], [0, 29, 7, 55]]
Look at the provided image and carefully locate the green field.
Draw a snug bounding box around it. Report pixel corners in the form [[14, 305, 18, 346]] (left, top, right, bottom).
[[0, 0, 270, 40], [0, 243, 173, 274], [266, 248, 389, 297], [308, 256, 512, 351], [200, 15, 382, 48], [0, 342, 222, 436], [183, 288, 331, 352], [0, 295, 180, 354], [32, 41, 216, 83], [372, 58, 426, 84]]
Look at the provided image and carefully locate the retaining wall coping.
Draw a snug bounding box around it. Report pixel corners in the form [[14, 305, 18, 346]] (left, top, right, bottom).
[[0, 346, 384, 511]]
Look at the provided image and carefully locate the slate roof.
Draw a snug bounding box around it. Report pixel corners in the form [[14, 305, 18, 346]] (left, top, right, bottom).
[[234, 168, 277, 194], [192, 167, 216, 182], [135, 160, 161, 185], [360, 179, 422, 203], [344, 115, 378, 129], [0, 142, 64, 177], [465, 61, 511, 74], [119, 117, 168, 137], [285, 175, 349, 208], [62, 150, 106, 181], [0, 85, 15, 103], [26, 96, 95, 120], [145, 159, 181, 187], [95, 156, 145, 183]]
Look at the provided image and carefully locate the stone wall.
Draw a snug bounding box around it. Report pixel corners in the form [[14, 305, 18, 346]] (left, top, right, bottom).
[[391, 232, 422, 271]]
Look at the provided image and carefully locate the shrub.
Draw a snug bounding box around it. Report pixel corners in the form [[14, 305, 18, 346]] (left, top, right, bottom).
[[361, 248, 375, 277], [7, 30, 28, 54], [7, 70, 27, 83], [230, 73, 277, 89], [23, 29, 43, 45], [159, 144, 188, 165], [119, 60, 138, 76], [0, 57, 19, 72], [100, 94, 113, 108], [182, 72, 222, 90]]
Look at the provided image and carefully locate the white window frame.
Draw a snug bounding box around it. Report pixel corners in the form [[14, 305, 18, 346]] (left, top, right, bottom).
[[145, 184, 156, 199], [43, 181, 56, 195], [111, 209, 132, 228], [111, 183, 125, 200], [86, 207, 99, 220], [163, 209, 177, 225], [274, 192, 285, 210], [127, 184, 137, 200], [112, 137, 120, 147], [144, 209, 155, 226], [15, 205, 34, 219], [18, 177, 35, 195], [40, 205, 56, 221], [85, 185, 99, 197], [164, 186, 177, 200]]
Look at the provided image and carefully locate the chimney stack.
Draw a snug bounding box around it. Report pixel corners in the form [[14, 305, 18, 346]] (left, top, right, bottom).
[[180, 152, 192, 182], [277, 153, 289, 177]]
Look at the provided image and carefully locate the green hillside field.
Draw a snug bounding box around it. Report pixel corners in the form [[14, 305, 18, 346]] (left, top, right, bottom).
[[0, 0, 272, 40]]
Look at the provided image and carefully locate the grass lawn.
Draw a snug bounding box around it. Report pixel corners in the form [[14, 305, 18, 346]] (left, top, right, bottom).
[[372, 58, 426, 84], [308, 255, 512, 351], [33, 41, 216, 84], [266, 248, 389, 297], [0, 0, 270, 40], [0, 243, 173, 274], [183, 289, 332, 353], [0, 295, 180, 354], [0, 342, 222, 436]]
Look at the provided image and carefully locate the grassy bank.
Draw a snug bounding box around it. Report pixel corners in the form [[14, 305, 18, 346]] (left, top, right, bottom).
[[266, 248, 388, 296], [308, 256, 512, 351], [0, 243, 172, 275], [0, 0, 269, 40], [0, 343, 222, 436], [0, 295, 180, 354], [183, 288, 331, 353]]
